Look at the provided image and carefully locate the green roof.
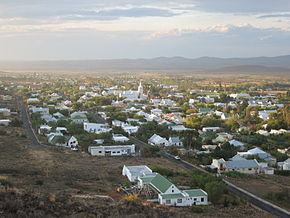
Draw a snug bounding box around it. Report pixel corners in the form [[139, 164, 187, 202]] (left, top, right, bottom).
[[140, 176, 155, 183], [160, 193, 184, 199], [150, 173, 173, 193], [199, 108, 212, 113], [184, 189, 207, 197], [71, 115, 87, 120]]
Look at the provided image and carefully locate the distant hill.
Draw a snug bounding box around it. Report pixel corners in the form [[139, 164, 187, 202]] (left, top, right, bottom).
[[1, 55, 290, 74]]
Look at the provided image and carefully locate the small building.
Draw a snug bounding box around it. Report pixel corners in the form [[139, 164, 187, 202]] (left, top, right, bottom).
[[48, 135, 78, 148], [0, 108, 11, 116], [88, 144, 135, 156], [0, 119, 11, 126], [112, 134, 130, 142], [122, 165, 153, 182], [84, 122, 112, 134], [168, 137, 183, 146], [148, 134, 169, 146], [211, 157, 260, 174]]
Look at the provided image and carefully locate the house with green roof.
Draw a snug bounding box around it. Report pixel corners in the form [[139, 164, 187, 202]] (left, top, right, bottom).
[[137, 171, 208, 206]]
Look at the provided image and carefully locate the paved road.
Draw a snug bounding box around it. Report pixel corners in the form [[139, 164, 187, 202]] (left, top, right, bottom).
[[129, 135, 290, 218], [16, 96, 44, 149]]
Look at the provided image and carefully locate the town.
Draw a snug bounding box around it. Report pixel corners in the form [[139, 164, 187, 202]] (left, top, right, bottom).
[[0, 71, 289, 217]]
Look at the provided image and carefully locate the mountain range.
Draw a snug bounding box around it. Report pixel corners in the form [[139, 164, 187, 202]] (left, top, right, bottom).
[[1, 55, 290, 74]]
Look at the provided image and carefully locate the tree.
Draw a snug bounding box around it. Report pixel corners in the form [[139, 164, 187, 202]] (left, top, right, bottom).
[[205, 181, 225, 203], [141, 145, 160, 157]]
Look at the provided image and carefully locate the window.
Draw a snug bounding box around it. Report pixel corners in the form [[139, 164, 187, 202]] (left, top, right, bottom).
[[99, 151, 102, 153], [172, 190, 174, 193], [249, 168, 252, 171], [166, 199, 171, 204], [177, 199, 182, 203], [193, 198, 197, 201], [201, 197, 204, 202]]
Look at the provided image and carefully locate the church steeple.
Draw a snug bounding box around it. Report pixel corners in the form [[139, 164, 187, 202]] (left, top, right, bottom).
[[138, 81, 143, 98]]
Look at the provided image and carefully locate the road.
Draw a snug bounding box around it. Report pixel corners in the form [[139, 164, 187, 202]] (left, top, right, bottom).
[[129, 135, 290, 218], [16, 95, 44, 150]]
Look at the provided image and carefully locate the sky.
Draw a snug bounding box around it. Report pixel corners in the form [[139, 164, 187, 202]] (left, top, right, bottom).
[[0, 0, 290, 60]]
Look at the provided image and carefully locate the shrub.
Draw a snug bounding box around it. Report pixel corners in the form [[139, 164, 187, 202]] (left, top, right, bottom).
[[224, 171, 246, 178], [274, 170, 290, 176], [150, 165, 174, 177], [35, 180, 44, 185], [191, 206, 204, 213]]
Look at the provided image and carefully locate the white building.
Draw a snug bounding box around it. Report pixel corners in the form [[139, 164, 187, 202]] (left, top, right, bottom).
[[112, 134, 130, 142], [148, 134, 169, 146], [119, 81, 147, 101], [88, 144, 135, 156], [83, 122, 112, 134], [122, 165, 153, 182]]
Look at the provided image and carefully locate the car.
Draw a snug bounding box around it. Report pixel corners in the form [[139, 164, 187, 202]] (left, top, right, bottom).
[[71, 147, 78, 151], [174, 156, 180, 160]]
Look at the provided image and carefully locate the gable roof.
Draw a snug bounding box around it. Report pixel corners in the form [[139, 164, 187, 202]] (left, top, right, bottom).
[[184, 189, 208, 197], [160, 193, 184, 199], [225, 159, 259, 169], [140, 173, 173, 193]]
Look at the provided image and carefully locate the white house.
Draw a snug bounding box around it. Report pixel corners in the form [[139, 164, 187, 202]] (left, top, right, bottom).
[[168, 137, 183, 146], [211, 157, 260, 174], [277, 158, 290, 171], [202, 127, 220, 132], [237, 147, 277, 165], [84, 122, 112, 134], [148, 134, 169, 146], [48, 135, 78, 149], [38, 125, 52, 134], [138, 173, 208, 206], [31, 107, 49, 115], [229, 139, 245, 148], [0, 119, 11, 126], [88, 144, 135, 156], [122, 165, 153, 182], [122, 124, 139, 134], [0, 108, 11, 116], [113, 134, 130, 142]]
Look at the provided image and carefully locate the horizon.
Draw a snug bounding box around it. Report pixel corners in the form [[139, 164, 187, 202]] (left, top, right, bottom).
[[0, 0, 290, 60]]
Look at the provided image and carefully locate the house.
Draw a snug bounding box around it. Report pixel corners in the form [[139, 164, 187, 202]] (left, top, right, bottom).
[[41, 114, 57, 123], [0, 119, 11, 126], [211, 157, 260, 174], [122, 124, 139, 134], [27, 98, 40, 104], [277, 158, 290, 171], [94, 139, 105, 144], [168, 137, 183, 146], [237, 147, 277, 165], [169, 125, 188, 132], [202, 127, 220, 132], [229, 140, 245, 148], [56, 127, 68, 133], [88, 144, 135, 156], [71, 113, 88, 124], [112, 134, 129, 142], [48, 135, 78, 148], [148, 134, 169, 146], [0, 108, 11, 116], [84, 122, 112, 134], [38, 125, 52, 135], [31, 107, 49, 115], [138, 173, 208, 206], [112, 120, 125, 127], [122, 165, 153, 182]]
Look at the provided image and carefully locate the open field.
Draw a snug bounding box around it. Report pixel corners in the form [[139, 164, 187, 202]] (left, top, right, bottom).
[[0, 130, 276, 217]]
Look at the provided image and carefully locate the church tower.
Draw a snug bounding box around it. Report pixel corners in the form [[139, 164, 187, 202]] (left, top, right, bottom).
[[138, 81, 143, 98]]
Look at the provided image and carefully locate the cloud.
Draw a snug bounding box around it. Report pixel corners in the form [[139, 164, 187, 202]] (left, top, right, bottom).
[[258, 13, 290, 18], [62, 7, 180, 21], [192, 0, 290, 13]]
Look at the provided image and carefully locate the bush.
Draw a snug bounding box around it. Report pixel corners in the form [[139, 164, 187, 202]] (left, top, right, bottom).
[[274, 170, 290, 176], [224, 171, 246, 178], [35, 180, 44, 185], [191, 206, 204, 213], [204, 181, 225, 203], [150, 165, 174, 177]]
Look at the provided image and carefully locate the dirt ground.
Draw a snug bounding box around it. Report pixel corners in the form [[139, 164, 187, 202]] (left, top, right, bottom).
[[227, 174, 290, 210], [0, 130, 277, 217]]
